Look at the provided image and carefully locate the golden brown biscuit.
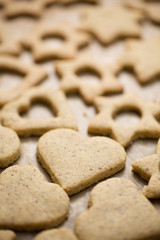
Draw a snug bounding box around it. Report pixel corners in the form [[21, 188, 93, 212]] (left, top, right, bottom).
[[0, 21, 22, 56], [33, 228, 78, 240], [0, 56, 48, 106], [118, 34, 160, 84], [132, 139, 160, 198], [0, 230, 16, 240], [4, 0, 56, 18], [1, 87, 78, 137], [75, 178, 160, 240], [22, 22, 91, 62], [55, 53, 123, 104], [0, 165, 69, 231], [4, 0, 100, 18], [79, 5, 143, 44], [0, 0, 6, 7], [88, 92, 160, 147], [61, 0, 100, 3], [37, 129, 126, 195], [125, 0, 160, 24], [0, 125, 20, 168]]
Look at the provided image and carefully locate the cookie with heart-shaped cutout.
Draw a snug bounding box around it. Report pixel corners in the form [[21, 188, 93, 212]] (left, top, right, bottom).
[[0, 165, 69, 231], [37, 129, 126, 195], [75, 178, 160, 240]]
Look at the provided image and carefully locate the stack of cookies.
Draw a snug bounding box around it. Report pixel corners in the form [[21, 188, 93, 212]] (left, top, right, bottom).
[[0, 0, 160, 239]]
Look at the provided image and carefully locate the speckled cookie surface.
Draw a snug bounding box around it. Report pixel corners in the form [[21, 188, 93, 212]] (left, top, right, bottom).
[[132, 139, 160, 198], [0, 165, 69, 231], [55, 53, 123, 104], [88, 92, 160, 147], [79, 5, 143, 44], [0, 230, 16, 240], [1, 87, 78, 136], [118, 34, 160, 84], [0, 126, 20, 168], [75, 178, 160, 240], [37, 129, 126, 195], [33, 228, 78, 240]]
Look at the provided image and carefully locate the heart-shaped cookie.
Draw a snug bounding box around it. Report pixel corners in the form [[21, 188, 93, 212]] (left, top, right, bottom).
[[37, 129, 126, 195], [75, 178, 160, 240], [0, 165, 69, 231]]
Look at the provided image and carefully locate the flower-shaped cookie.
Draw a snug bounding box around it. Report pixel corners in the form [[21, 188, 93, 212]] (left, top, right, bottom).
[[1, 87, 78, 136], [75, 178, 160, 240], [79, 5, 143, 45], [118, 34, 160, 84], [55, 53, 123, 104], [0, 165, 69, 230], [33, 228, 78, 240], [0, 230, 16, 240], [37, 129, 126, 195], [88, 92, 160, 147], [0, 56, 48, 106], [0, 21, 22, 56], [125, 0, 160, 24], [22, 22, 91, 62], [0, 125, 20, 168], [132, 139, 160, 199]]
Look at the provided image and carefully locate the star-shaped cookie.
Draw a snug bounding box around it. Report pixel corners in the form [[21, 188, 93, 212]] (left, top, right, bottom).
[[132, 139, 160, 199], [88, 92, 160, 147], [0, 21, 22, 56], [22, 22, 91, 62], [125, 0, 160, 24], [118, 34, 160, 84], [79, 5, 143, 45], [55, 53, 123, 104]]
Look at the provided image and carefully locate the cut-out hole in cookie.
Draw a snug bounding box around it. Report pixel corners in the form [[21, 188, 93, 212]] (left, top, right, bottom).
[[114, 110, 141, 126], [42, 34, 65, 48], [76, 67, 100, 86], [0, 70, 25, 91], [20, 100, 55, 119]]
